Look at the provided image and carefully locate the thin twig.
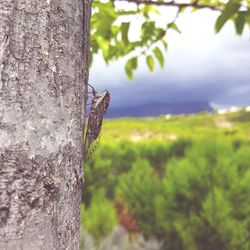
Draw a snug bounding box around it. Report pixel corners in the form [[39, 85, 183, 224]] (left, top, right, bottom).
[[113, 0, 222, 11]]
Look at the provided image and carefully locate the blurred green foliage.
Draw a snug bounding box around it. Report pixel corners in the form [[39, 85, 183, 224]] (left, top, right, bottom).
[[81, 189, 117, 242], [81, 110, 250, 249], [91, 0, 250, 78]]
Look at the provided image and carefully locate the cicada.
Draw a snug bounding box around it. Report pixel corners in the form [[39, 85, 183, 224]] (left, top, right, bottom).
[[83, 84, 110, 160]]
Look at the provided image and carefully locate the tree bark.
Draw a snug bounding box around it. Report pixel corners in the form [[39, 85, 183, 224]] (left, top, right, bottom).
[[0, 0, 91, 249]]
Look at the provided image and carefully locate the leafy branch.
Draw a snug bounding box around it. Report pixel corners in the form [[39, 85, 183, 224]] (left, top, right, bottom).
[[91, 0, 250, 79]]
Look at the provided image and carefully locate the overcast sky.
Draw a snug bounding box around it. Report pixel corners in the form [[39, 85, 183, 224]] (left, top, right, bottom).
[[90, 8, 250, 109]]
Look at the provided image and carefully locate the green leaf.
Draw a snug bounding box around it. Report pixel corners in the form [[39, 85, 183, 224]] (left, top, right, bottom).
[[121, 22, 130, 46], [235, 12, 246, 35], [93, 1, 117, 19], [168, 23, 181, 33], [96, 36, 109, 62], [93, 14, 114, 39], [140, 5, 160, 18], [130, 57, 138, 70], [161, 39, 168, 50], [141, 21, 156, 41], [153, 47, 164, 68], [179, 6, 187, 13], [146, 55, 155, 72], [125, 64, 133, 80], [215, 0, 241, 33], [125, 57, 138, 80], [156, 28, 166, 40]]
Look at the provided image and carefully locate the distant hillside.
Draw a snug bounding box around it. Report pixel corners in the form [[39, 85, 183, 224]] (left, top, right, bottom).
[[106, 102, 213, 118]]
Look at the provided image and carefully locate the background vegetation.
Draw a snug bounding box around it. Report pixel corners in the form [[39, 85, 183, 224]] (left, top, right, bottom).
[[85, 0, 250, 248], [81, 110, 250, 250]]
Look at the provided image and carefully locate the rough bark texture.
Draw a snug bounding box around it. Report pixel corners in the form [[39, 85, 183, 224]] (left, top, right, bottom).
[[0, 0, 91, 249]]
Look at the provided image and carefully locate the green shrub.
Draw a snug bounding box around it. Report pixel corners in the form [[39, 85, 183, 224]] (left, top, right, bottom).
[[81, 114, 250, 249], [154, 138, 250, 250], [83, 140, 138, 203], [138, 141, 169, 174], [230, 110, 250, 123], [81, 189, 117, 242], [167, 138, 192, 158], [116, 159, 161, 236]]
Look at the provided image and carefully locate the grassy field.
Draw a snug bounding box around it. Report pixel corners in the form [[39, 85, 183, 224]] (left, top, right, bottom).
[[102, 111, 250, 140], [81, 110, 250, 250]]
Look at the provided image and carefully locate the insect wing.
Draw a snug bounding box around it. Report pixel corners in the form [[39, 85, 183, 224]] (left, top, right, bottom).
[[87, 90, 110, 143]]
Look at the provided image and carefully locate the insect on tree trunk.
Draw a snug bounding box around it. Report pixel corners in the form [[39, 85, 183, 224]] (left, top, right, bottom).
[[0, 0, 91, 249]]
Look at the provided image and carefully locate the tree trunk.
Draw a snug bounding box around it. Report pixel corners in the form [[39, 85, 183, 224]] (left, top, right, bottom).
[[0, 0, 91, 249]]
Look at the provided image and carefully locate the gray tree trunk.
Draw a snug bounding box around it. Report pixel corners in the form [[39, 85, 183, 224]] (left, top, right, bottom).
[[0, 0, 91, 249]]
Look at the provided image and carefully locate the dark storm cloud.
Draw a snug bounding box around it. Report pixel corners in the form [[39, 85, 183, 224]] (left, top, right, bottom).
[[90, 69, 250, 110], [105, 73, 250, 108]]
